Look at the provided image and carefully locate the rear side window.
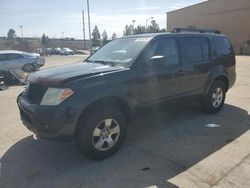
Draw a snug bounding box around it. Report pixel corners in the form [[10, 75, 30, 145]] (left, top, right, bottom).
[[200, 38, 209, 60], [213, 37, 233, 57], [182, 37, 209, 63]]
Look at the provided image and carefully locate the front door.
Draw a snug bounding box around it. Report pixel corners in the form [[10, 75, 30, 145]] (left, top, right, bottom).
[[132, 37, 189, 105]]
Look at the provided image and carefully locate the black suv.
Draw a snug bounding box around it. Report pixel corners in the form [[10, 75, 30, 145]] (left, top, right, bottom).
[[17, 29, 236, 160]]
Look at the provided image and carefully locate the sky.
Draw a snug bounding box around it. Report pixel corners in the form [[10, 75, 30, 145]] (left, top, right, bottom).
[[0, 0, 207, 39]]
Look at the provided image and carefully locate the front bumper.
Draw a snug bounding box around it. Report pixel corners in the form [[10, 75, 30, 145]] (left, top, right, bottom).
[[34, 63, 44, 69], [17, 92, 77, 140], [35, 57, 45, 69]]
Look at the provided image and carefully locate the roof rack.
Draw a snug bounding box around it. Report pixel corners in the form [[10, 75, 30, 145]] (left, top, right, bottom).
[[171, 28, 221, 34]]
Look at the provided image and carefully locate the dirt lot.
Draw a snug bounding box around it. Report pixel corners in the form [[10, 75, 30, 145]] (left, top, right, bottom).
[[0, 56, 250, 188]]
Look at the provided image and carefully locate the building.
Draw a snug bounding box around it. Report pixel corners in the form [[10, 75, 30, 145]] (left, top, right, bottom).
[[166, 0, 250, 54]]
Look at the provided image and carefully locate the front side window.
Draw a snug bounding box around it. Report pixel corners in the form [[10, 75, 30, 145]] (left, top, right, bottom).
[[88, 37, 152, 67], [148, 38, 180, 65]]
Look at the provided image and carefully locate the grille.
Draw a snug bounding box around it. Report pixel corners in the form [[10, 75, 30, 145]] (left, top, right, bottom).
[[27, 84, 47, 104]]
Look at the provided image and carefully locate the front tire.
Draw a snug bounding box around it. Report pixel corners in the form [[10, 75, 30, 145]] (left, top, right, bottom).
[[23, 64, 34, 73], [76, 107, 127, 160], [201, 80, 226, 114]]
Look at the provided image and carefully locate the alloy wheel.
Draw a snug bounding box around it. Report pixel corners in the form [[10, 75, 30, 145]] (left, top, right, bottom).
[[92, 118, 120, 151], [212, 87, 223, 108]]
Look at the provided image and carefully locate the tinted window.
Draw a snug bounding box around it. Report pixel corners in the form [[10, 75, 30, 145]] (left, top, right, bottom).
[[182, 37, 202, 63], [200, 38, 209, 60], [182, 37, 209, 63], [0, 54, 8, 61], [7, 54, 23, 60], [213, 37, 232, 57], [149, 38, 179, 65]]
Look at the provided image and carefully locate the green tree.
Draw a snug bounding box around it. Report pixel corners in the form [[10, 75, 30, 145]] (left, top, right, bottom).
[[123, 25, 133, 36], [134, 25, 147, 35], [92, 25, 101, 46], [147, 20, 160, 33], [112, 33, 117, 40], [102, 30, 108, 45], [160, 28, 167, 32], [7, 28, 16, 39], [41, 33, 49, 47]]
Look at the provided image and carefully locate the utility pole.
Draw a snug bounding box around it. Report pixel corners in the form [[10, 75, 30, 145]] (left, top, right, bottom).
[[87, 0, 92, 53], [20, 25, 23, 38], [82, 10, 86, 49]]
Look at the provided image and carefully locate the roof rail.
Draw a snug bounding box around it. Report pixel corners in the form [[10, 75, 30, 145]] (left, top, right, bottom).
[[171, 28, 221, 34]]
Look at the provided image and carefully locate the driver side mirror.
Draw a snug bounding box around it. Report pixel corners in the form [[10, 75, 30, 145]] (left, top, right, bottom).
[[149, 55, 166, 65]]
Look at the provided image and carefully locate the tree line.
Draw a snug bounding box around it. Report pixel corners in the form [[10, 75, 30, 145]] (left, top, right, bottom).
[[5, 19, 165, 48], [91, 19, 165, 47]]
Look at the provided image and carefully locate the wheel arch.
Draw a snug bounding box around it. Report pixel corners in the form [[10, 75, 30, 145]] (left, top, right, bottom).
[[75, 96, 132, 135], [204, 73, 229, 97]]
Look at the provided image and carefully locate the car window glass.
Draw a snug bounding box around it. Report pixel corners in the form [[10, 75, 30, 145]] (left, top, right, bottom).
[[182, 37, 204, 63], [214, 37, 232, 57], [150, 38, 179, 65], [200, 37, 209, 60], [7, 54, 23, 60], [0, 54, 8, 61]]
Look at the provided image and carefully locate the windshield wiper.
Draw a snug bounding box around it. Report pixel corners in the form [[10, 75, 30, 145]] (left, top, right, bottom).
[[86, 59, 115, 66]]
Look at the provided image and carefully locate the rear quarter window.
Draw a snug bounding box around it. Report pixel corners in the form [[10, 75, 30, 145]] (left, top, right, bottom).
[[213, 37, 233, 57]]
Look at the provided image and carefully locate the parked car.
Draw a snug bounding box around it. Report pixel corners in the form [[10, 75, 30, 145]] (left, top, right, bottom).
[[44, 48, 52, 56], [61, 48, 74, 55], [51, 48, 62, 55], [17, 28, 236, 160], [0, 50, 45, 73], [36, 48, 44, 56], [91, 46, 100, 54]]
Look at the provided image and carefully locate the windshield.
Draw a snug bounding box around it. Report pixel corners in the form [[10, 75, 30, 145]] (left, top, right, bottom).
[[87, 37, 151, 67]]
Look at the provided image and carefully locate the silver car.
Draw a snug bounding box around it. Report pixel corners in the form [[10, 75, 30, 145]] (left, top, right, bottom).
[[0, 50, 45, 73]]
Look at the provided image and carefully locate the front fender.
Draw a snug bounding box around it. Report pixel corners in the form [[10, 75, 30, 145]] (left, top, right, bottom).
[[73, 81, 136, 124]]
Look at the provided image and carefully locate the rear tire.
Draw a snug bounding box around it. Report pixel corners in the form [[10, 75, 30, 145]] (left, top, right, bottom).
[[201, 80, 226, 114], [76, 107, 127, 160]]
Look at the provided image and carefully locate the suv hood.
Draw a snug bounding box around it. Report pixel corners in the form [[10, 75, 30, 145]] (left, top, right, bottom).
[[28, 62, 125, 85]]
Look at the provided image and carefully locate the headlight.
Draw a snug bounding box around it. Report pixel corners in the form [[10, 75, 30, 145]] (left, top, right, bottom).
[[40, 88, 74, 106]]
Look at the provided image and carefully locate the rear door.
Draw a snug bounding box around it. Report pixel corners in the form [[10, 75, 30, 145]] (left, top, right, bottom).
[[180, 36, 213, 94]]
